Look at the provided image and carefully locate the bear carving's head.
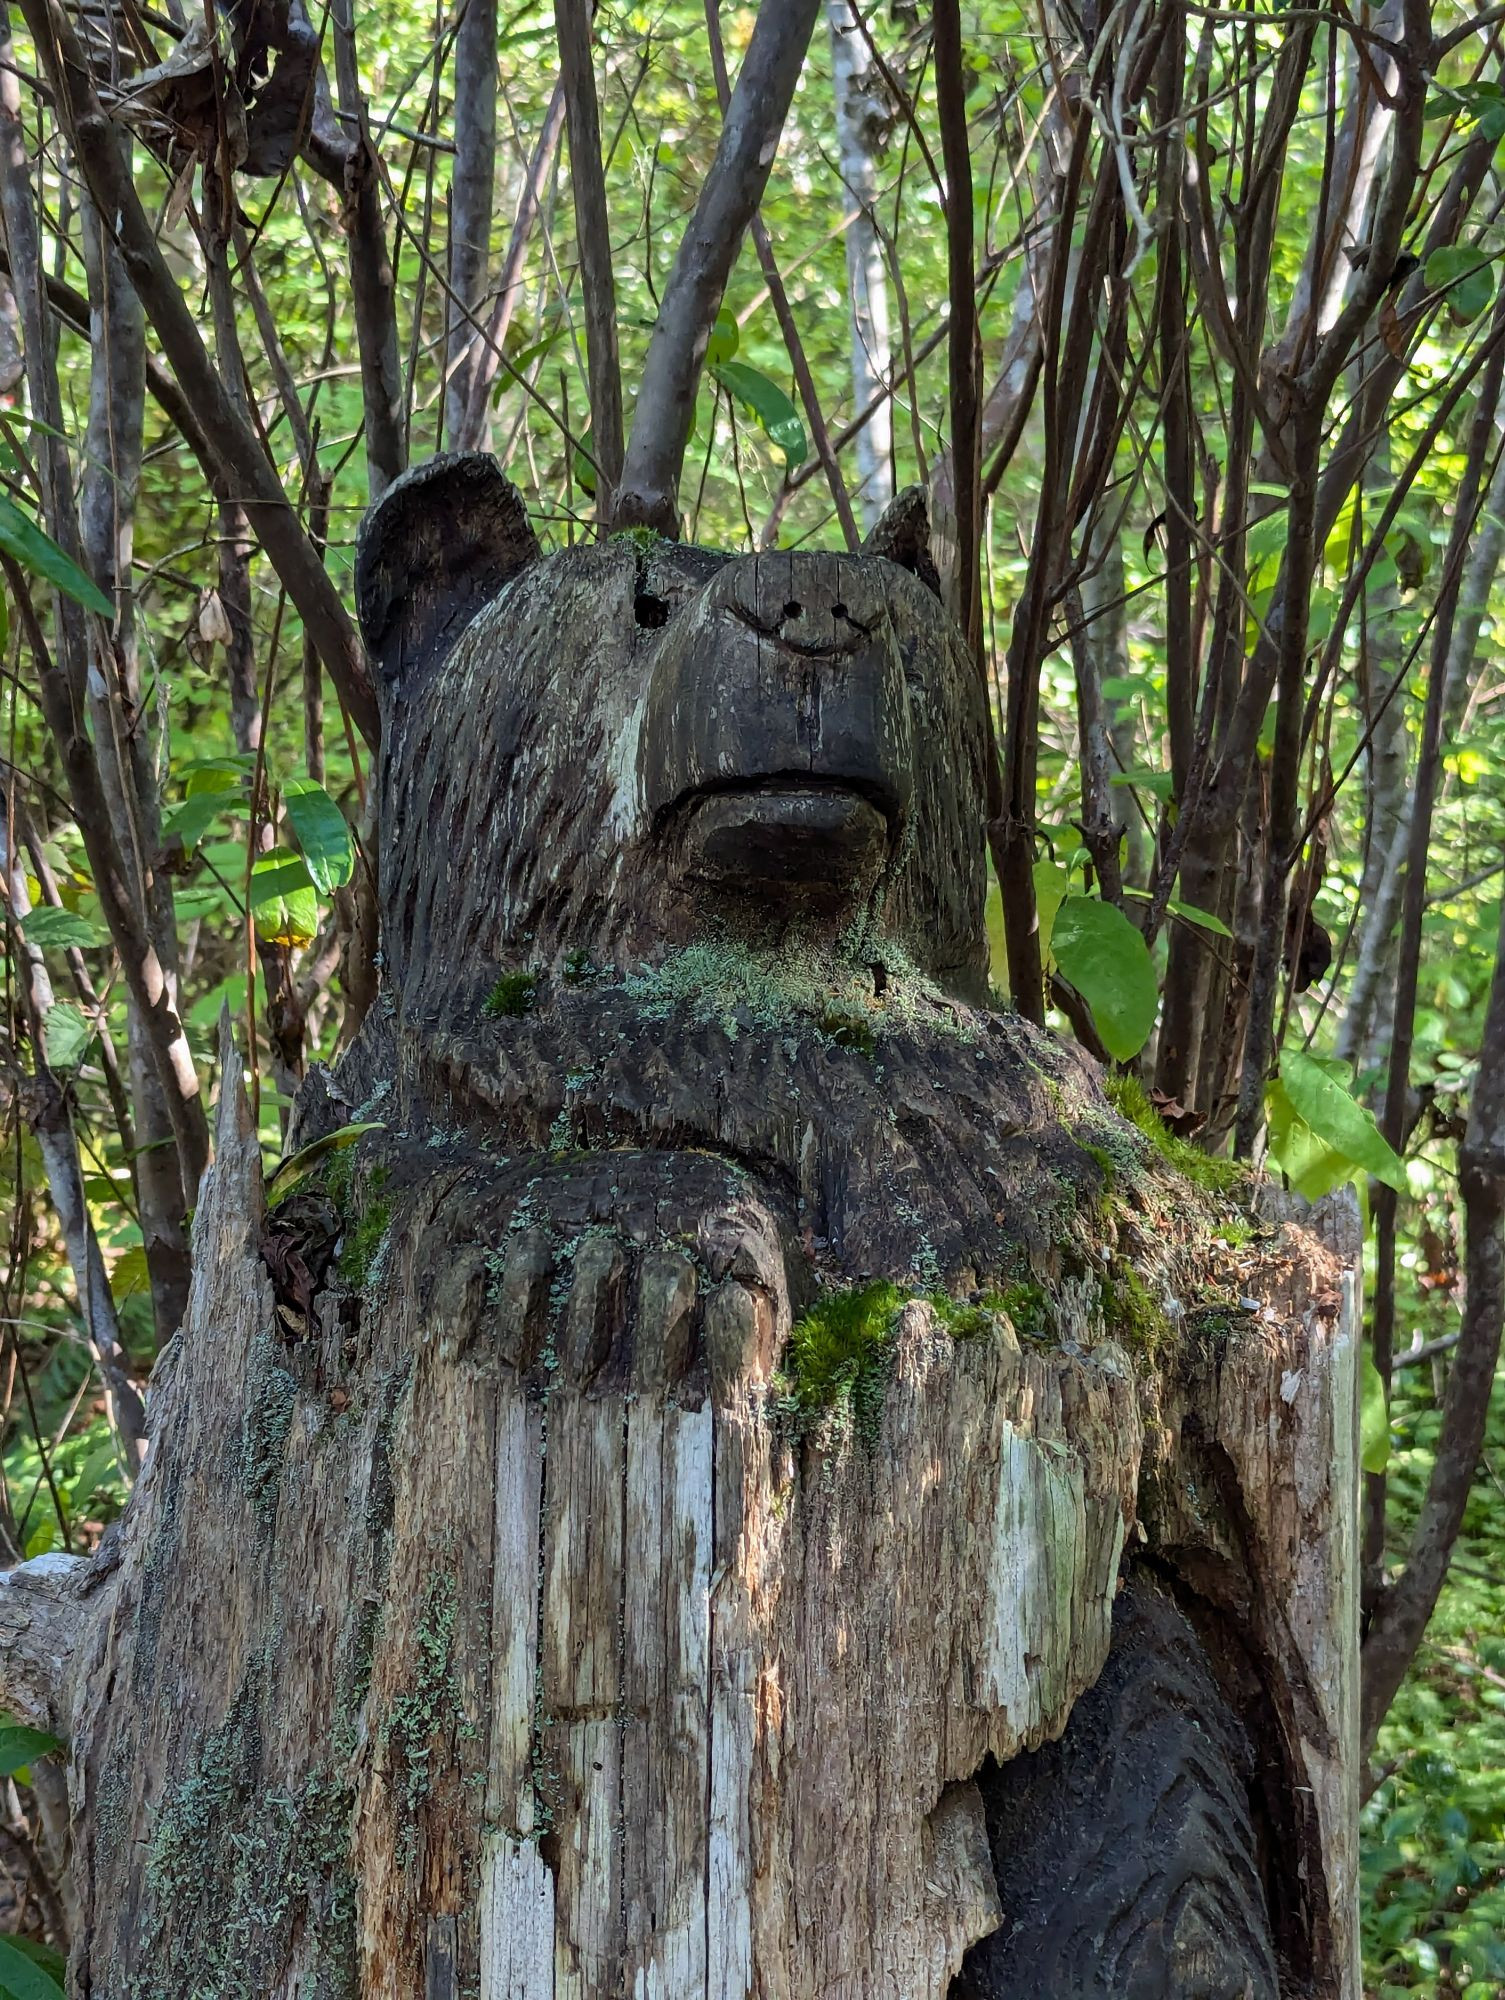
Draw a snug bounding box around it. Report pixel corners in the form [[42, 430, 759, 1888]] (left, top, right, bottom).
[[356, 454, 990, 1024]]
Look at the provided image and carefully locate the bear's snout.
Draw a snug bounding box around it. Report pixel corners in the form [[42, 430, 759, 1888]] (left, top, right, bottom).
[[638, 551, 915, 906]]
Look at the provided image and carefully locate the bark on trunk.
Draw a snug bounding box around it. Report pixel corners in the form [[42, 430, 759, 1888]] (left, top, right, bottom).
[[2, 464, 1361, 1998]]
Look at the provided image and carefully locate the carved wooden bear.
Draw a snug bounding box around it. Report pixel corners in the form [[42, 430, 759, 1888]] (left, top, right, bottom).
[[19, 456, 1358, 2000]]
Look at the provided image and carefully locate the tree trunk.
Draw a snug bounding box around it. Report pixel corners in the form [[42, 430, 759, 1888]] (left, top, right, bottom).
[[1, 462, 1361, 1998]]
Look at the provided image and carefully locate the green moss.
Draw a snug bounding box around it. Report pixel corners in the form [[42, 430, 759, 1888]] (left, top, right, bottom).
[[337, 1197, 392, 1289], [818, 1002, 878, 1057], [775, 1280, 903, 1444], [1101, 1265, 1169, 1352], [562, 947, 594, 985], [993, 1276, 1051, 1342], [611, 524, 664, 550], [484, 970, 539, 1018], [1103, 1071, 1247, 1196], [1079, 1140, 1121, 1190]]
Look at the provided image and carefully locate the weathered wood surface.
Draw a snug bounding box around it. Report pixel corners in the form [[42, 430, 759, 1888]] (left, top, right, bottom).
[[0, 460, 1360, 1998]]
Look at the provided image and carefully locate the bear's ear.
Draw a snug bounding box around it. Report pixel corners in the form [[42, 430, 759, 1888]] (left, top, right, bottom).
[[355, 453, 542, 690], [863, 484, 942, 599]]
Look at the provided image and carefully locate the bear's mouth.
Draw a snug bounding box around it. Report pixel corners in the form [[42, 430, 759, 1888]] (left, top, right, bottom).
[[667, 774, 897, 895]]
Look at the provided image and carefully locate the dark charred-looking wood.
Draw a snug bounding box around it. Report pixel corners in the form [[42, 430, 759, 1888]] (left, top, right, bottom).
[[954, 1576, 1281, 2000], [354, 451, 541, 693]]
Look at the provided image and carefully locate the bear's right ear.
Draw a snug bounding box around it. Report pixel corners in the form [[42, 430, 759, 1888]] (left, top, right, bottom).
[[354, 453, 542, 691]]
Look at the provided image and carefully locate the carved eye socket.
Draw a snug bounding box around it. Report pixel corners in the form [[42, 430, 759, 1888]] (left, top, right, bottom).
[[634, 590, 671, 630]]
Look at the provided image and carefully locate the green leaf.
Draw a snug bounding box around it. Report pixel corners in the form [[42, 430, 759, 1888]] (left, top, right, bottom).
[[43, 1001, 91, 1071], [249, 848, 318, 949], [0, 1934, 67, 2000], [20, 905, 101, 949], [23, 1516, 56, 1560], [1121, 891, 1233, 938], [69, 1437, 122, 1516], [110, 1243, 150, 1302], [267, 1121, 387, 1202], [283, 779, 355, 895], [711, 360, 806, 469], [162, 792, 238, 853], [0, 1723, 62, 1781], [1360, 1346, 1390, 1475], [1425, 246, 1496, 323], [1168, 898, 1232, 938], [0, 495, 112, 616], [1050, 895, 1158, 1060], [1264, 1077, 1354, 1201], [0, 1938, 64, 1988], [706, 308, 739, 366], [572, 428, 596, 499], [1109, 767, 1176, 803], [1280, 1048, 1407, 1192], [1033, 859, 1071, 965]]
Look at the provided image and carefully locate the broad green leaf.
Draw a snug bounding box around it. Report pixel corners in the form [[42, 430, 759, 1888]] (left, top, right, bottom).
[[43, 1001, 91, 1070], [283, 778, 355, 895], [182, 758, 250, 797], [1265, 1077, 1354, 1201], [20, 905, 101, 949], [110, 1243, 150, 1301], [1032, 859, 1071, 965], [69, 1437, 123, 1516], [1109, 767, 1176, 803], [706, 308, 739, 366], [0, 1722, 62, 1780], [23, 1516, 55, 1560], [1360, 1347, 1390, 1475], [1425, 246, 1496, 323], [0, 1934, 66, 2000], [250, 848, 318, 949], [162, 792, 238, 853], [0, 1938, 64, 1988], [0, 494, 112, 615], [1050, 895, 1158, 1060], [1280, 1048, 1407, 1192], [712, 360, 806, 469]]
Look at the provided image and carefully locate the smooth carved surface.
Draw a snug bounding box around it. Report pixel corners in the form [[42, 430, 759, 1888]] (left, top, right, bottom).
[[955, 1578, 1280, 2000], [4, 461, 1359, 1999]]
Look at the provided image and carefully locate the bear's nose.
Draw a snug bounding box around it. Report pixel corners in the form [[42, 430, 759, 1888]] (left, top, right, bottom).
[[723, 552, 886, 656]]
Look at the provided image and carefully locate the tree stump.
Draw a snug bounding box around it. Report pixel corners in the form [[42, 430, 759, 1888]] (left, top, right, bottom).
[[0, 459, 1359, 1999]]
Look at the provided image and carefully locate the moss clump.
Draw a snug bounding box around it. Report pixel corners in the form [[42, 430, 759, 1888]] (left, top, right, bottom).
[[338, 1197, 392, 1289], [819, 1002, 878, 1057], [562, 947, 594, 985], [1103, 1071, 1247, 1196], [484, 970, 539, 1018], [993, 1276, 1051, 1342], [775, 1280, 903, 1442], [1101, 1265, 1169, 1352]]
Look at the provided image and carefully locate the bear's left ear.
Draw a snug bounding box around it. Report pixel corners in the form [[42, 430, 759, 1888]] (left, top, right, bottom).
[[355, 453, 542, 691]]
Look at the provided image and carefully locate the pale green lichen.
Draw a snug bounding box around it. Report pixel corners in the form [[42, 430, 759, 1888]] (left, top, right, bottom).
[[619, 937, 976, 1046]]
